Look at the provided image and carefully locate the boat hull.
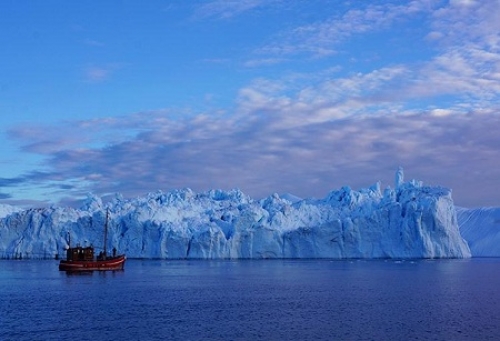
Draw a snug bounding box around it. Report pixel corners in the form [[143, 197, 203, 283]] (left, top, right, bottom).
[[59, 255, 126, 272]]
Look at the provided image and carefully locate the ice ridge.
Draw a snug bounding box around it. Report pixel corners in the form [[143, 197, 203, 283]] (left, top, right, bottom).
[[0, 169, 471, 259]]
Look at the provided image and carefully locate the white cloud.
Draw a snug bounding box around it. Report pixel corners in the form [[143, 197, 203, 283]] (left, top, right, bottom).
[[449, 0, 477, 7], [5, 0, 500, 208], [85, 66, 110, 82], [432, 0, 500, 49], [83, 39, 105, 47], [3, 92, 499, 209], [430, 109, 453, 117], [194, 0, 275, 19], [243, 58, 285, 68], [84, 63, 125, 83], [257, 1, 436, 58]]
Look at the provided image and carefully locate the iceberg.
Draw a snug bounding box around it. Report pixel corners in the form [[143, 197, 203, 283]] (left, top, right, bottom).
[[0, 169, 471, 259], [457, 207, 500, 257]]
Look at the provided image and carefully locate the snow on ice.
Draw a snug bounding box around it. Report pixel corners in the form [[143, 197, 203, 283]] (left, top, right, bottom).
[[0, 168, 476, 259]]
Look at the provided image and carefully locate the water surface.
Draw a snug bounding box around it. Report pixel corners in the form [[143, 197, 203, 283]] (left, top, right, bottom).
[[1, 259, 500, 340]]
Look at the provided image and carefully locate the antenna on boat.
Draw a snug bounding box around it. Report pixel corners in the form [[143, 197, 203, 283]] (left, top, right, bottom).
[[103, 208, 109, 259]]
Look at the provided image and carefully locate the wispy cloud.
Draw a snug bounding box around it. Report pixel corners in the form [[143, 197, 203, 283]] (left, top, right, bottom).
[[85, 66, 111, 82], [0, 192, 12, 200], [193, 0, 278, 19], [243, 58, 286, 68], [4, 92, 500, 208], [84, 63, 125, 83], [256, 1, 437, 58], [3, 0, 500, 209], [83, 39, 105, 47]]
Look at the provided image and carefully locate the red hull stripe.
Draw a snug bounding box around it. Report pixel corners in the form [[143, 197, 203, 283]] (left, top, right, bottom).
[[59, 256, 126, 271]]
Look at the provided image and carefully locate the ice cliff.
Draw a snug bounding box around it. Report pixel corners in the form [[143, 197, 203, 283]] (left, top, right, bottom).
[[457, 207, 500, 257], [0, 169, 471, 259]]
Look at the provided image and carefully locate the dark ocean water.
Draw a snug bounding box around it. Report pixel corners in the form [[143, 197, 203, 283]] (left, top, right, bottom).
[[1, 259, 500, 341]]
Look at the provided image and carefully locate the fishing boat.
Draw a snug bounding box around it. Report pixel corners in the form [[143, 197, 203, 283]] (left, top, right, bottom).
[[59, 210, 126, 272]]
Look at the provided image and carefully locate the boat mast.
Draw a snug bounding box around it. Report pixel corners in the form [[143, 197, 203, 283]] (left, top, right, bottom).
[[103, 209, 109, 259]]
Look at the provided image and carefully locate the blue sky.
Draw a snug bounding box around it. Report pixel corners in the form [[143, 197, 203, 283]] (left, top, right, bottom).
[[1, 0, 499, 208]]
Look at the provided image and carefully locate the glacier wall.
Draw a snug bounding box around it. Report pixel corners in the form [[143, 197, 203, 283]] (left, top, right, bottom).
[[457, 207, 500, 257], [0, 171, 471, 259]]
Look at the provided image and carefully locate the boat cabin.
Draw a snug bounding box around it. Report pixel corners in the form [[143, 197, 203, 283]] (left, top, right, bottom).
[[66, 245, 94, 261]]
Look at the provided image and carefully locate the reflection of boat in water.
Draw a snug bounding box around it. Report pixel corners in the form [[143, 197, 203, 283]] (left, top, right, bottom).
[[59, 210, 126, 272]]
